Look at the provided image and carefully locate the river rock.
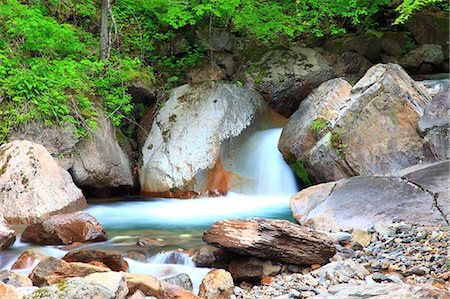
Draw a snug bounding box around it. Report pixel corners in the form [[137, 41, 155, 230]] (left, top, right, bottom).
[[192, 245, 216, 267], [24, 277, 115, 299], [280, 63, 433, 184], [62, 250, 128, 272], [29, 256, 111, 286], [0, 140, 87, 224], [84, 272, 128, 299], [291, 163, 449, 231], [381, 32, 409, 57], [241, 47, 335, 117], [161, 281, 200, 299], [312, 260, 370, 284], [162, 273, 193, 292], [399, 44, 444, 72], [140, 81, 262, 196], [203, 218, 336, 265], [418, 80, 449, 160], [11, 250, 47, 270], [125, 273, 164, 298], [314, 283, 449, 299], [198, 269, 234, 299], [21, 212, 107, 245], [0, 213, 15, 250], [0, 271, 32, 287], [0, 282, 20, 299], [70, 113, 134, 189], [229, 257, 281, 282]]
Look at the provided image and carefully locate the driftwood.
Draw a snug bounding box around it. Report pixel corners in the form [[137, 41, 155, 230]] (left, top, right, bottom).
[[203, 218, 336, 265]]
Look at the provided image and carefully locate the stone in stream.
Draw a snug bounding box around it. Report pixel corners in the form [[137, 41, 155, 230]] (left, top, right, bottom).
[[279, 63, 437, 184], [29, 256, 111, 286], [21, 212, 107, 245], [11, 250, 47, 270], [0, 213, 15, 250], [23, 277, 115, 299], [140, 81, 263, 197], [290, 161, 450, 231], [0, 140, 87, 224], [0, 270, 32, 288], [198, 269, 234, 299], [192, 245, 216, 268], [62, 250, 129, 272], [162, 273, 193, 292], [202, 218, 336, 265]]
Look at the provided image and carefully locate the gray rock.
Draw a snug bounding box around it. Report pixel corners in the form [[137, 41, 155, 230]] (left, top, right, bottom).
[[71, 113, 134, 188], [291, 173, 448, 231], [399, 44, 445, 71], [162, 273, 193, 292], [241, 47, 335, 117], [23, 277, 115, 299], [140, 81, 263, 196], [311, 260, 370, 284]]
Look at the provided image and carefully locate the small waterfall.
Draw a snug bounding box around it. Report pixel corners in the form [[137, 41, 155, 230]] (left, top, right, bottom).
[[149, 251, 195, 267]]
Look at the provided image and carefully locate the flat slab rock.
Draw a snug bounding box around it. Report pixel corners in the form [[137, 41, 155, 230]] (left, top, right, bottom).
[[291, 161, 449, 231], [203, 218, 336, 265], [62, 250, 128, 272], [21, 212, 107, 245]]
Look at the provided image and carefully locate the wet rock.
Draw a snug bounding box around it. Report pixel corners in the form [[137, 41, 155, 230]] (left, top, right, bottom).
[[163, 273, 193, 292], [0, 140, 87, 224], [203, 218, 336, 265], [140, 81, 263, 196], [125, 273, 164, 298], [62, 250, 128, 272], [291, 174, 448, 231], [11, 250, 47, 270], [0, 214, 15, 250], [0, 270, 32, 287], [84, 272, 128, 299], [0, 282, 20, 299], [21, 212, 107, 245], [24, 277, 115, 299], [29, 256, 110, 286], [198, 269, 234, 299], [229, 257, 281, 282], [192, 245, 216, 267], [136, 237, 165, 248], [241, 47, 335, 117], [399, 44, 444, 72], [281, 64, 433, 184]]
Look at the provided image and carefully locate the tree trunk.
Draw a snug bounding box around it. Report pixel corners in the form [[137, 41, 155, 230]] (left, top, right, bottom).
[[100, 0, 110, 60]]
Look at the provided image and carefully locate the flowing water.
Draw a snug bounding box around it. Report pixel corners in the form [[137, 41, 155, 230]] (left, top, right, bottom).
[[0, 128, 299, 292]]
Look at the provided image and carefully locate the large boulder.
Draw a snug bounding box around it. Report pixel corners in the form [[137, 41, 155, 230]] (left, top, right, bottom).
[[70, 114, 134, 189], [381, 32, 409, 57], [21, 212, 107, 245], [203, 218, 336, 265], [0, 140, 87, 224], [62, 250, 128, 272], [418, 80, 449, 160], [399, 44, 445, 73], [0, 213, 15, 250], [240, 47, 335, 117], [406, 12, 449, 47], [29, 256, 110, 286], [140, 81, 263, 197], [290, 161, 449, 231], [280, 63, 434, 184], [342, 34, 382, 62]]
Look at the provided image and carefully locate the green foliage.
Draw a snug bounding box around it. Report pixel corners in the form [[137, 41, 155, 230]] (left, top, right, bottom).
[[310, 118, 329, 134], [290, 160, 312, 186], [394, 0, 448, 25]]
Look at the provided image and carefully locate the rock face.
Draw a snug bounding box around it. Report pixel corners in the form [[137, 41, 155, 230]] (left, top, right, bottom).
[[0, 214, 15, 250], [418, 80, 449, 160], [241, 47, 335, 117], [140, 81, 263, 196], [24, 277, 115, 299], [62, 250, 129, 272], [71, 114, 134, 189], [280, 63, 434, 184], [203, 218, 336, 265], [198, 269, 234, 299], [0, 140, 87, 224], [291, 161, 449, 231], [21, 212, 107, 245], [29, 256, 110, 286]]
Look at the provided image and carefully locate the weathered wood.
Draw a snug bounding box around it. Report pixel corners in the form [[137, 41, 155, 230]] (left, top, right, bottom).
[[202, 218, 336, 265]]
